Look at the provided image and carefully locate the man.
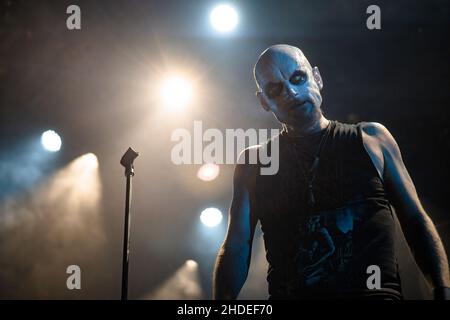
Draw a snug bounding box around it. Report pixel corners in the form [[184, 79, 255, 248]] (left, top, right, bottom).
[[212, 44, 450, 300]]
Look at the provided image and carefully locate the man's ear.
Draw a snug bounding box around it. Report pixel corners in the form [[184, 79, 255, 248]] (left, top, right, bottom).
[[312, 66, 323, 91], [256, 90, 270, 112]]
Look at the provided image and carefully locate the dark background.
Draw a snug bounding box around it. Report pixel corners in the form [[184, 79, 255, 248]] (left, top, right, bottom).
[[0, 0, 449, 299]]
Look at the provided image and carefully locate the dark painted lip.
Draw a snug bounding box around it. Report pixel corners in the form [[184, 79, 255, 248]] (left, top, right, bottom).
[[288, 101, 307, 111]]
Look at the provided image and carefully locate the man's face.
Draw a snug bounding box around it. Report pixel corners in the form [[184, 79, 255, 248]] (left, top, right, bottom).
[[255, 46, 323, 129]]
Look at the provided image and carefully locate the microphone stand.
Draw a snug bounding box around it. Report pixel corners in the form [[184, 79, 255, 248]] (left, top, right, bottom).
[[120, 147, 139, 300]]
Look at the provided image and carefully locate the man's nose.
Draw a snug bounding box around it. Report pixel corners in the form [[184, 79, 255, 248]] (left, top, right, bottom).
[[285, 85, 298, 98]]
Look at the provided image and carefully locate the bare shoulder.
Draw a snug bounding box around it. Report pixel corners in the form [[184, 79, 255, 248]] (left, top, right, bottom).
[[360, 122, 390, 139], [235, 131, 281, 185], [234, 145, 261, 186], [360, 122, 400, 155], [359, 122, 404, 180]]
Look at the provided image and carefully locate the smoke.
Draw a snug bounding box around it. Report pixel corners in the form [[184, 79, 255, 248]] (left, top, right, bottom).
[[142, 260, 203, 300], [239, 231, 268, 299], [0, 140, 55, 201], [0, 154, 106, 299]]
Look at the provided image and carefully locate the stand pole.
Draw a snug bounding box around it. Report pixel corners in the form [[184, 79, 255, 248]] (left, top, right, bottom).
[[120, 147, 139, 301]]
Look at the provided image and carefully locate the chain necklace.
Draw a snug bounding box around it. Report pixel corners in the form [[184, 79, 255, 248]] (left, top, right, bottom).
[[286, 121, 334, 212]]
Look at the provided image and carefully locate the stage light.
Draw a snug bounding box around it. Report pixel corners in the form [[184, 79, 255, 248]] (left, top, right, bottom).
[[186, 259, 198, 270], [200, 207, 223, 227], [143, 260, 203, 299], [210, 4, 238, 33], [41, 130, 62, 152], [0, 152, 104, 298], [160, 76, 193, 111], [62, 153, 101, 205], [197, 163, 220, 182], [78, 153, 99, 170], [69, 153, 98, 177]]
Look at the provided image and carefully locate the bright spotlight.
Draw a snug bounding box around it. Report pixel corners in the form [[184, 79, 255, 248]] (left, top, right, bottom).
[[200, 207, 223, 227], [79, 153, 99, 170], [197, 163, 220, 182], [143, 260, 203, 299], [66, 153, 101, 206], [210, 4, 238, 33], [186, 259, 198, 270], [160, 76, 193, 111], [41, 130, 62, 152]]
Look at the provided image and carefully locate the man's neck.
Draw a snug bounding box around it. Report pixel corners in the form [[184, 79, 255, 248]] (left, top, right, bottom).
[[283, 116, 330, 138]]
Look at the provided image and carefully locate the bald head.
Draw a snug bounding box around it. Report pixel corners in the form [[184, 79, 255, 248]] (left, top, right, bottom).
[[253, 44, 324, 130], [254, 44, 312, 90]]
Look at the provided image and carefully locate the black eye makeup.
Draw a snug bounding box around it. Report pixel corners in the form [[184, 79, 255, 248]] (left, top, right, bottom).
[[263, 70, 307, 99], [289, 70, 307, 85]]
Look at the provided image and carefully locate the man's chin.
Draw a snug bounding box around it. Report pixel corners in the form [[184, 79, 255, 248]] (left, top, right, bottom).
[[284, 111, 320, 130], [288, 108, 314, 124]]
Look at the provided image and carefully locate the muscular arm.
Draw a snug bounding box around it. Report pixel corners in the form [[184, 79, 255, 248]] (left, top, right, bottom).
[[362, 122, 450, 294], [212, 149, 259, 300]]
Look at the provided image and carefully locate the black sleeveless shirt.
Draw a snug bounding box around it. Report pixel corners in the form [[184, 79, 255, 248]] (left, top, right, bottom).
[[254, 121, 401, 299]]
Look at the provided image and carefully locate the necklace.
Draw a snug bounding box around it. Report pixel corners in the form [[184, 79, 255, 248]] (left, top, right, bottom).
[[286, 121, 334, 211], [306, 121, 332, 209]]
